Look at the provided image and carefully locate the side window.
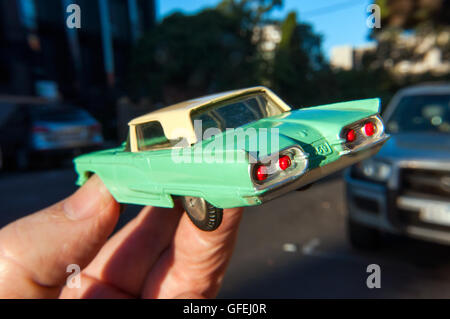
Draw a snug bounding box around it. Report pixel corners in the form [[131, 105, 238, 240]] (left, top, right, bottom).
[[135, 121, 171, 151]]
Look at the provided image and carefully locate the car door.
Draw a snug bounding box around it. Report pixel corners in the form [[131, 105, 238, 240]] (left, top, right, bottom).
[[112, 146, 174, 207]]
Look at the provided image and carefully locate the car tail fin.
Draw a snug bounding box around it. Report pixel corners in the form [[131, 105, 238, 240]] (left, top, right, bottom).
[[308, 98, 381, 114]]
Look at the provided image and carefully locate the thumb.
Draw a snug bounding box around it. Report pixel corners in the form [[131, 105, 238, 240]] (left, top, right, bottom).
[[0, 175, 120, 298]]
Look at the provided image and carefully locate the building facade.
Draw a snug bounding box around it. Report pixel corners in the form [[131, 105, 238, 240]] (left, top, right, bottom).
[[0, 0, 155, 100]]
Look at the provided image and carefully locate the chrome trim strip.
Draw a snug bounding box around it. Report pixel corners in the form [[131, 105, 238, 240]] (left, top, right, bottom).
[[397, 196, 450, 211], [397, 160, 450, 171]]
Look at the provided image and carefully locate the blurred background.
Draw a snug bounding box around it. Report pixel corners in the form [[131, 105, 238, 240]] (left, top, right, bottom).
[[0, 0, 449, 298]]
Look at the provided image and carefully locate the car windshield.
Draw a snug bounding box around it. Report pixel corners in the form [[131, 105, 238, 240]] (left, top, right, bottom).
[[386, 94, 450, 134], [190, 94, 284, 136]]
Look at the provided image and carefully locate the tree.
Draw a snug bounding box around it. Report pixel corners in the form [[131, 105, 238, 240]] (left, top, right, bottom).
[[368, 0, 450, 70], [128, 0, 282, 104], [270, 12, 331, 107], [374, 0, 449, 32]]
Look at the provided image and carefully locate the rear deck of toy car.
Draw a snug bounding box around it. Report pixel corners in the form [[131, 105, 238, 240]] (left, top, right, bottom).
[[237, 97, 389, 206]]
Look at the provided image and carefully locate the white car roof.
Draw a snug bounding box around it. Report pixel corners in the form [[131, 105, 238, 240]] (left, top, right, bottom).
[[128, 86, 291, 149]]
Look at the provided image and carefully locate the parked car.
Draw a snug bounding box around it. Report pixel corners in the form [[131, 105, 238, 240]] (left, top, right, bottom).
[[0, 101, 103, 170], [345, 83, 450, 249], [74, 86, 388, 231]]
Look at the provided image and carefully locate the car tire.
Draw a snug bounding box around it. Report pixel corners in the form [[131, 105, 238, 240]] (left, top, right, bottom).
[[181, 196, 223, 231], [347, 218, 381, 251]]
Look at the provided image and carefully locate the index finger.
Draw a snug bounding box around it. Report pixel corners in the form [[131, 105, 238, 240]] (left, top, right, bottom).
[[141, 207, 244, 298]]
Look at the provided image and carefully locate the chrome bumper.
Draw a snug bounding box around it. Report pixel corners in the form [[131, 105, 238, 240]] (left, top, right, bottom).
[[397, 196, 450, 245], [347, 173, 450, 245]]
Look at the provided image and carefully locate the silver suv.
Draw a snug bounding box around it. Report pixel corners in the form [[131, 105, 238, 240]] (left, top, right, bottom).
[[345, 83, 450, 249]]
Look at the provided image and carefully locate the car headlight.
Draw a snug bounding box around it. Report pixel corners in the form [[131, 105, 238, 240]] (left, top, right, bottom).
[[353, 158, 392, 182]]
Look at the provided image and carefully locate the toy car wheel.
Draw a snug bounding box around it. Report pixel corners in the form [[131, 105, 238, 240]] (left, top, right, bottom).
[[347, 218, 381, 251], [181, 196, 223, 231]]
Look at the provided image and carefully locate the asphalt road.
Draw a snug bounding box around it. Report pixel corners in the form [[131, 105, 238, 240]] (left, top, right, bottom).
[[1, 167, 450, 298]]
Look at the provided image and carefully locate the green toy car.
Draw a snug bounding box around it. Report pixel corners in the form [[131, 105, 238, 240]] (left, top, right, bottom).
[[74, 86, 389, 231]]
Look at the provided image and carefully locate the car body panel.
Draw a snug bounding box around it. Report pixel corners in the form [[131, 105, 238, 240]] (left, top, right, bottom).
[[374, 132, 450, 162]]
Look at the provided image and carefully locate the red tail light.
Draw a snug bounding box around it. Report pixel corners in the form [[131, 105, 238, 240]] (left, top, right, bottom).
[[278, 155, 291, 170], [32, 126, 49, 133], [346, 129, 356, 142], [364, 122, 375, 136], [255, 164, 268, 181]]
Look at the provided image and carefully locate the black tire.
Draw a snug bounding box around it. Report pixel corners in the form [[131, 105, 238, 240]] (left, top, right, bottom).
[[347, 218, 381, 251], [181, 196, 223, 231]]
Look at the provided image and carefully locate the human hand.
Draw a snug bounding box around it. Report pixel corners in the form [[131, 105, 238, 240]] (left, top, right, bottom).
[[0, 175, 243, 298]]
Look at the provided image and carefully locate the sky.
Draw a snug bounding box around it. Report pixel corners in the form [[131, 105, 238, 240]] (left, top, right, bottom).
[[157, 0, 375, 59]]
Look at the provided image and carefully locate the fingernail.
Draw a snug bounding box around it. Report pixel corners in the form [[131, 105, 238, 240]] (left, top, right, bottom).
[[64, 175, 111, 220]]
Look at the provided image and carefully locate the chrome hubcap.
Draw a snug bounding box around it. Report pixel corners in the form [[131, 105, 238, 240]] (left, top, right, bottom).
[[184, 196, 207, 221]]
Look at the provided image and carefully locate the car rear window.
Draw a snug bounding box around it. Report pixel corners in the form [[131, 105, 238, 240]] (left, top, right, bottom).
[[191, 94, 283, 137]]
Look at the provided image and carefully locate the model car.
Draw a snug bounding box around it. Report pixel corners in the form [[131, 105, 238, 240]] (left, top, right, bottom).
[[74, 86, 389, 231], [345, 83, 450, 249]]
